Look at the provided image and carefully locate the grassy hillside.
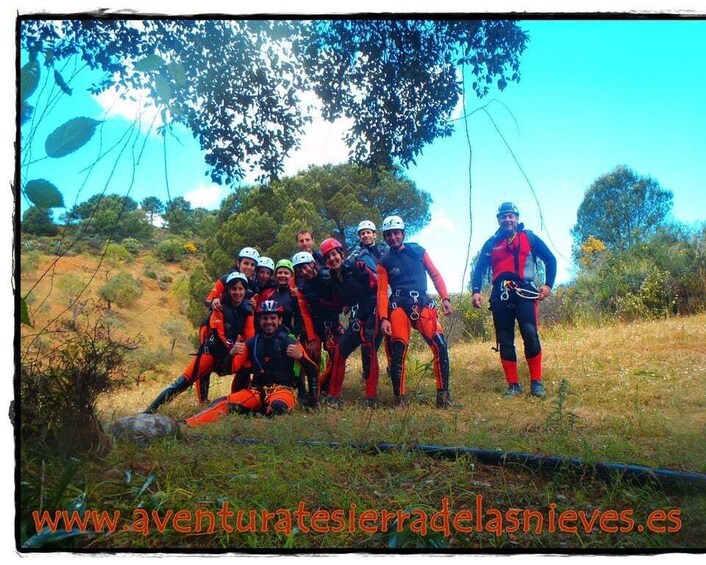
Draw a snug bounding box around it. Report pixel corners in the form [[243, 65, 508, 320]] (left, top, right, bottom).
[[18, 250, 706, 550]]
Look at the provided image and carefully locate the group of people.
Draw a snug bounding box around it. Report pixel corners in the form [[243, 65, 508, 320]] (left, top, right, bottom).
[[143, 202, 556, 428]]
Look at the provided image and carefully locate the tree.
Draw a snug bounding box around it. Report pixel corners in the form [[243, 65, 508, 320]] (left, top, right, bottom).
[[141, 196, 164, 225], [66, 194, 152, 241], [98, 271, 143, 309], [201, 163, 431, 279], [22, 206, 57, 236], [571, 165, 674, 258], [20, 19, 528, 183], [163, 196, 193, 234], [303, 20, 528, 169]]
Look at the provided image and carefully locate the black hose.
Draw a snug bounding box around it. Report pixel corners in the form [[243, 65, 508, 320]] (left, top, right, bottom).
[[230, 437, 706, 493]]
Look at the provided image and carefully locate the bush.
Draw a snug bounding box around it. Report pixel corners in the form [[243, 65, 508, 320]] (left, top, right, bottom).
[[20, 315, 132, 452], [447, 293, 494, 342], [98, 271, 143, 308], [156, 237, 186, 263], [121, 237, 143, 255], [103, 242, 132, 265]]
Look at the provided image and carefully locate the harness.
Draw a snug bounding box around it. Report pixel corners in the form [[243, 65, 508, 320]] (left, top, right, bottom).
[[390, 289, 435, 321], [500, 280, 540, 301]]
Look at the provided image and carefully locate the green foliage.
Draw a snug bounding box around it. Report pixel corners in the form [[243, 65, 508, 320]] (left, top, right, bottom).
[[20, 314, 132, 452], [21, 249, 43, 273], [571, 165, 673, 258], [44, 117, 102, 158], [120, 238, 142, 256], [20, 19, 527, 183], [156, 237, 187, 263], [24, 179, 65, 209], [64, 194, 152, 241], [567, 223, 706, 322], [103, 243, 132, 265], [141, 196, 164, 225], [203, 163, 431, 279], [186, 264, 213, 328], [451, 293, 494, 340], [22, 206, 58, 236], [98, 271, 143, 308], [125, 346, 170, 385]]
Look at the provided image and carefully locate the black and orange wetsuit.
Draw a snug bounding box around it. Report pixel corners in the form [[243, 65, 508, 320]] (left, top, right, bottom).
[[189, 293, 255, 402], [184, 326, 318, 426], [377, 242, 451, 401], [295, 268, 343, 390], [325, 258, 379, 402], [471, 225, 556, 386]]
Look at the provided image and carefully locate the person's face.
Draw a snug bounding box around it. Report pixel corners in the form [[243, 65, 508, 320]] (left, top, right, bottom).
[[383, 229, 405, 249], [256, 268, 272, 286], [238, 257, 257, 277], [497, 212, 519, 235], [228, 282, 247, 305], [259, 312, 281, 336], [275, 267, 292, 287], [296, 262, 316, 280], [297, 232, 314, 252], [324, 248, 343, 270], [359, 229, 376, 246]]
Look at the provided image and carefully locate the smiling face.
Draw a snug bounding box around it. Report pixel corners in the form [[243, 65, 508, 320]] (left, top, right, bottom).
[[324, 248, 343, 270], [296, 231, 314, 253], [497, 212, 519, 236], [358, 229, 376, 247], [228, 281, 247, 305], [383, 229, 405, 250], [258, 312, 281, 336], [238, 257, 257, 277], [275, 267, 292, 287], [295, 262, 316, 280]]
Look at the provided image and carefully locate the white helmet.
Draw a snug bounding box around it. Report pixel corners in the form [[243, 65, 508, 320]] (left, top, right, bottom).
[[357, 220, 376, 233], [225, 271, 248, 287], [381, 215, 405, 232], [257, 256, 275, 272], [238, 247, 260, 261], [291, 251, 315, 267]]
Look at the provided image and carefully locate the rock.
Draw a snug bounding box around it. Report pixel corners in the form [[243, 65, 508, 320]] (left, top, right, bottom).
[[108, 413, 180, 446]]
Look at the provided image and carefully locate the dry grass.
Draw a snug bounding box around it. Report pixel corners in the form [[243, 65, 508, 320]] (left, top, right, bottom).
[[22, 251, 706, 472], [19, 250, 706, 550]]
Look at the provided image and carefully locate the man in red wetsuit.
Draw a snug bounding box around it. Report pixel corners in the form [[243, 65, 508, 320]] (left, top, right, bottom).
[[471, 202, 556, 398], [377, 216, 454, 408]]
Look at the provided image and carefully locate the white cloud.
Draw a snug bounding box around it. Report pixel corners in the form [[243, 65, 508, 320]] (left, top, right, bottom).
[[94, 85, 163, 132], [282, 93, 352, 177], [184, 182, 226, 210]]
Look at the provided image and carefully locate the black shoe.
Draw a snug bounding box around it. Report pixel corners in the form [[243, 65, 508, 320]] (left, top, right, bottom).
[[394, 395, 408, 408], [436, 390, 452, 409], [504, 383, 523, 398], [144, 376, 189, 413], [322, 395, 344, 410], [361, 397, 378, 409], [530, 381, 546, 398]]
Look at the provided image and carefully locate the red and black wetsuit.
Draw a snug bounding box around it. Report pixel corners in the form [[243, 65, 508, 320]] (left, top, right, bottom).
[[325, 258, 380, 401], [471, 225, 556, 385], [377, 242, 451, 400], [295, 268, 343, 390], [185, 326, 318, 426]]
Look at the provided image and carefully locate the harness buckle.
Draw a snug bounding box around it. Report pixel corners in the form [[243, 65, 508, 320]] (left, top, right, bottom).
[[409, 290, 420, 303]]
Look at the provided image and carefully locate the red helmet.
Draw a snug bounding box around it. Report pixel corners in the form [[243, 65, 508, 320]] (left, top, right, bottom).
[[256, 300, 284, 316], [320, 237, 343, 258]]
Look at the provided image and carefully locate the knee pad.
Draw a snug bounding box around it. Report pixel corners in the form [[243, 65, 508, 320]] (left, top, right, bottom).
[[519, 323, 541, 358], [267, 400, 289, 416]]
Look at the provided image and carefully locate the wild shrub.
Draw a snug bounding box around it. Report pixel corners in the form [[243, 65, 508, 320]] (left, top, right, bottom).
[[156, 237, 186, 263], [20, 314, 133, 452], [98, 271, 143, 309], [121, 237, 143, 255]]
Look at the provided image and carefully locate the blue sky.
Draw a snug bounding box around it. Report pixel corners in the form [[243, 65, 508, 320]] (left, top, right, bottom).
[[15, 16, 706, 294]]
